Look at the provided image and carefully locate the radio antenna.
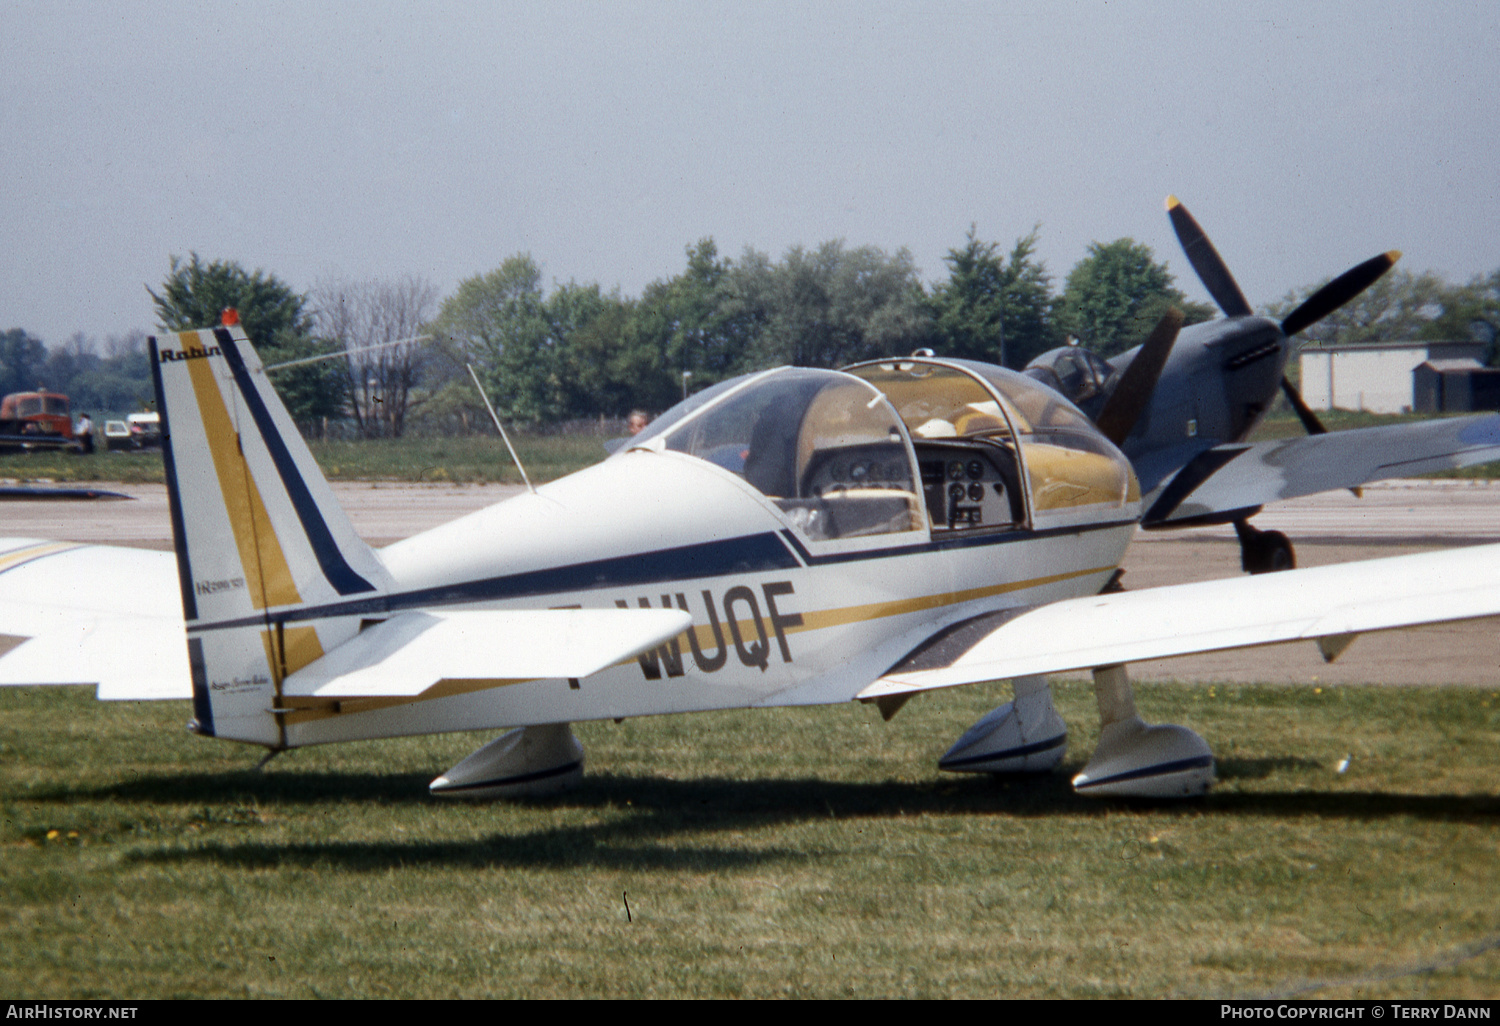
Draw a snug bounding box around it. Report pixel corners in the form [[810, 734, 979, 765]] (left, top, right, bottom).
[[263, 334, 431, 372], [466, 363, 535, 494]]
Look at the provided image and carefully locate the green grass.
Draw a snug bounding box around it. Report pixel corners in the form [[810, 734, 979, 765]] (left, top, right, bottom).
[[1246, 406, 1442, 442], [8, 401, 1500, 486], [3, 680, 1497, 998], [0, 434, 612, 486]]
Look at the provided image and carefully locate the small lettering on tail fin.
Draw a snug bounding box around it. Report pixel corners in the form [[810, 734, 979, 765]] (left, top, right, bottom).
[[151, 325, 392, 745]]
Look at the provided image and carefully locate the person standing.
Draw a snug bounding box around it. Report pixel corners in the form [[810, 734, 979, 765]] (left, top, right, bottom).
[[74, 412, 94, 454]]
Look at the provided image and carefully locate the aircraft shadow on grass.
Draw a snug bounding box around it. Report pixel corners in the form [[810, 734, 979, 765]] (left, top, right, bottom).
[[28, 769, 1493, 873]]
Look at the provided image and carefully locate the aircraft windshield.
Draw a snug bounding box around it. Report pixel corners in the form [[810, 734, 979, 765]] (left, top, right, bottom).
[[629, 372, 761, 449], [651, 367, 920, 541]]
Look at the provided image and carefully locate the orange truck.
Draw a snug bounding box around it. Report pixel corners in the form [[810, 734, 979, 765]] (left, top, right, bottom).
[[0, 390, 77, 452]]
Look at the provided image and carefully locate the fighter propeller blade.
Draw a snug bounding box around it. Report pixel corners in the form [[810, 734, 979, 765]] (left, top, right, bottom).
[[1094, 307, 1185, 447], [1279, 250, 1402, 338], [1166, 196, 1252, 318], [1279, 376, 1328, 436]]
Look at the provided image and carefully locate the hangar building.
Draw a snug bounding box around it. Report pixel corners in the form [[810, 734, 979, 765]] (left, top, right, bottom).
[[1298, 341, 1493, 414]]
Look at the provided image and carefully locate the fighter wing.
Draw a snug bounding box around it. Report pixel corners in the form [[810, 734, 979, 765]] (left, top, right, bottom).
[[860, 541, 1500, 699], [1143, 413, 1500, 524], [0, 539, 191, 699]]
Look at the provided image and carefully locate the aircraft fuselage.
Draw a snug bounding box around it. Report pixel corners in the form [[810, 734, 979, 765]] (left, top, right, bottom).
[[281, 449, 1135, 746]]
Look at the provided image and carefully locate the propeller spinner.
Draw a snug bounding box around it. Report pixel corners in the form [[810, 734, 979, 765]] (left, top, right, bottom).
[[1164, 196, 1400, 436]]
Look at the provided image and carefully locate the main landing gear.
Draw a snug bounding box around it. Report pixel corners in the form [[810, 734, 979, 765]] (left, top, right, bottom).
[[1234, 518, 1295, 575], [938, 674, 1069, 774], [430, 723, 585, 799], [940, 666, 1215, 798]]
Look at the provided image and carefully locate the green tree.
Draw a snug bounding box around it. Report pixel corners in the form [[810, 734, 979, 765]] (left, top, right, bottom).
[[1426, 270, 1500, 361], [546, 280, 631, 417], [150, 254, 313, 346], [927, 226, 1059, 368], [1266, 268, 1448, 347], [0, 328, 49, 395], [735, 240, 934, 368], [620, 239, 759, 412], [149, 254, 344, 425], [1058, 239, 1212, 357], [430, 255, 558, 424]]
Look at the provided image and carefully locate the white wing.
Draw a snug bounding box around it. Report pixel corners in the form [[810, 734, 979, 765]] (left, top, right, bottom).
[[1145, 414, 1500, 524], [861, 542, 1500, 699], [0, 539, 190, 699], [0, 537, 693, 703]]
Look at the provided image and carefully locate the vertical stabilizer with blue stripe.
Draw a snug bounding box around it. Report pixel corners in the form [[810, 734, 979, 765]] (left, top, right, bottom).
[[151, 324, 393, 746]]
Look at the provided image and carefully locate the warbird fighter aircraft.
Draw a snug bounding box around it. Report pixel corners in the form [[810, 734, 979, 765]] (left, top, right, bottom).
[[1024, 197, 1500, 573], [3, 317, 1500, 800]]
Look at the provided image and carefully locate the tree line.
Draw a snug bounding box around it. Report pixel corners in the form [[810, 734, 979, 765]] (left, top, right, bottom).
[[6, 229, 1499, 433]]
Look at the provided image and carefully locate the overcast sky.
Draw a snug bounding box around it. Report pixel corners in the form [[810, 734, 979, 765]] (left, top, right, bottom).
[[3, 0, 1497, 345]]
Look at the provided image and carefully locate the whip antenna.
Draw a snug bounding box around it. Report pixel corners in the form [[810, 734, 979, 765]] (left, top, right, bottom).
[[467, 363, 535, 494]]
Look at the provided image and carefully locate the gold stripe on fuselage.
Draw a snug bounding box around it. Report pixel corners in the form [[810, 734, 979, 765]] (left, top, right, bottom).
[[180, 333, 301, 611], [279, 562, 1114, 721], [785, 564, 1108, 636], [0, 541, 81, 575]]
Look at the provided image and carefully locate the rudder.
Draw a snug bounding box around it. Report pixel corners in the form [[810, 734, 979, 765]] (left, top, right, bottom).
[[151, 322, 392, 745]]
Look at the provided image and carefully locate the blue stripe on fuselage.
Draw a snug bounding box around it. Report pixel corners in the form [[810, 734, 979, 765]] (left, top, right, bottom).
[[184, 518, 1129, 636], [188, 530, 803, 633]]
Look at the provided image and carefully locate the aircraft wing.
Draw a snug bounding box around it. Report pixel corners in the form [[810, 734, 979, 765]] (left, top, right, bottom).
[[0, 539, 190, 699], [1143, 413, 1500, 524], [860, 541, 1500, 699], [0, 538, 692, 703], [282, 608, 693, 699]]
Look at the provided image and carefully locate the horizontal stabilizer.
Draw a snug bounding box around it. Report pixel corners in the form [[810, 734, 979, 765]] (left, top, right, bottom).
[[861, 542, 1500, 699], [0, 541, 191, 700], [283, 607, 694, 699], [0, 616, 191, 699], [1148, 414, 1500, 524]]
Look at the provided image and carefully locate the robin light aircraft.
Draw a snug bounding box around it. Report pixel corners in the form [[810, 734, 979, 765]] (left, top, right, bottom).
[[4, 281, 1500, 799]]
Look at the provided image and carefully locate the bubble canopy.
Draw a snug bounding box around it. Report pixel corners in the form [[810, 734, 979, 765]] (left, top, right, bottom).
[[631, 359, 1138, 538]]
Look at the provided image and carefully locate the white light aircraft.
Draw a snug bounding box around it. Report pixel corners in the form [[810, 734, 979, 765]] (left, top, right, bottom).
[[3, 318, 1499, 799]]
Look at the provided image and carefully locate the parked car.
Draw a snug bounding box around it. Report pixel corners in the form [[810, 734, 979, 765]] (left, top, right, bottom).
[[126, 412, 162, 449], [104, 421, 132, 452]]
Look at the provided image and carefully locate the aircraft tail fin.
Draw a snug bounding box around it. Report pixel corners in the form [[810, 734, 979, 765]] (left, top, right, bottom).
[[150, 322, 393, 745]]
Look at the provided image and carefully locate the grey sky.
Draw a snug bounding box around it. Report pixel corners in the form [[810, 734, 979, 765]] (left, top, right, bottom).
[[3, 0, 1497, 345]]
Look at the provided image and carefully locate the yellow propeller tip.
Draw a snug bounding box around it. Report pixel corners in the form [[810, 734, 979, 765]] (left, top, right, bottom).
[[1165, 195, 1180, 210], [1387, 249, 1402, 263]]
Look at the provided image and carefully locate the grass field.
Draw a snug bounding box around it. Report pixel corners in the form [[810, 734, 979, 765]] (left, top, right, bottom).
[[3, 680, 1496, 999], [0, 433, 611, 486]]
